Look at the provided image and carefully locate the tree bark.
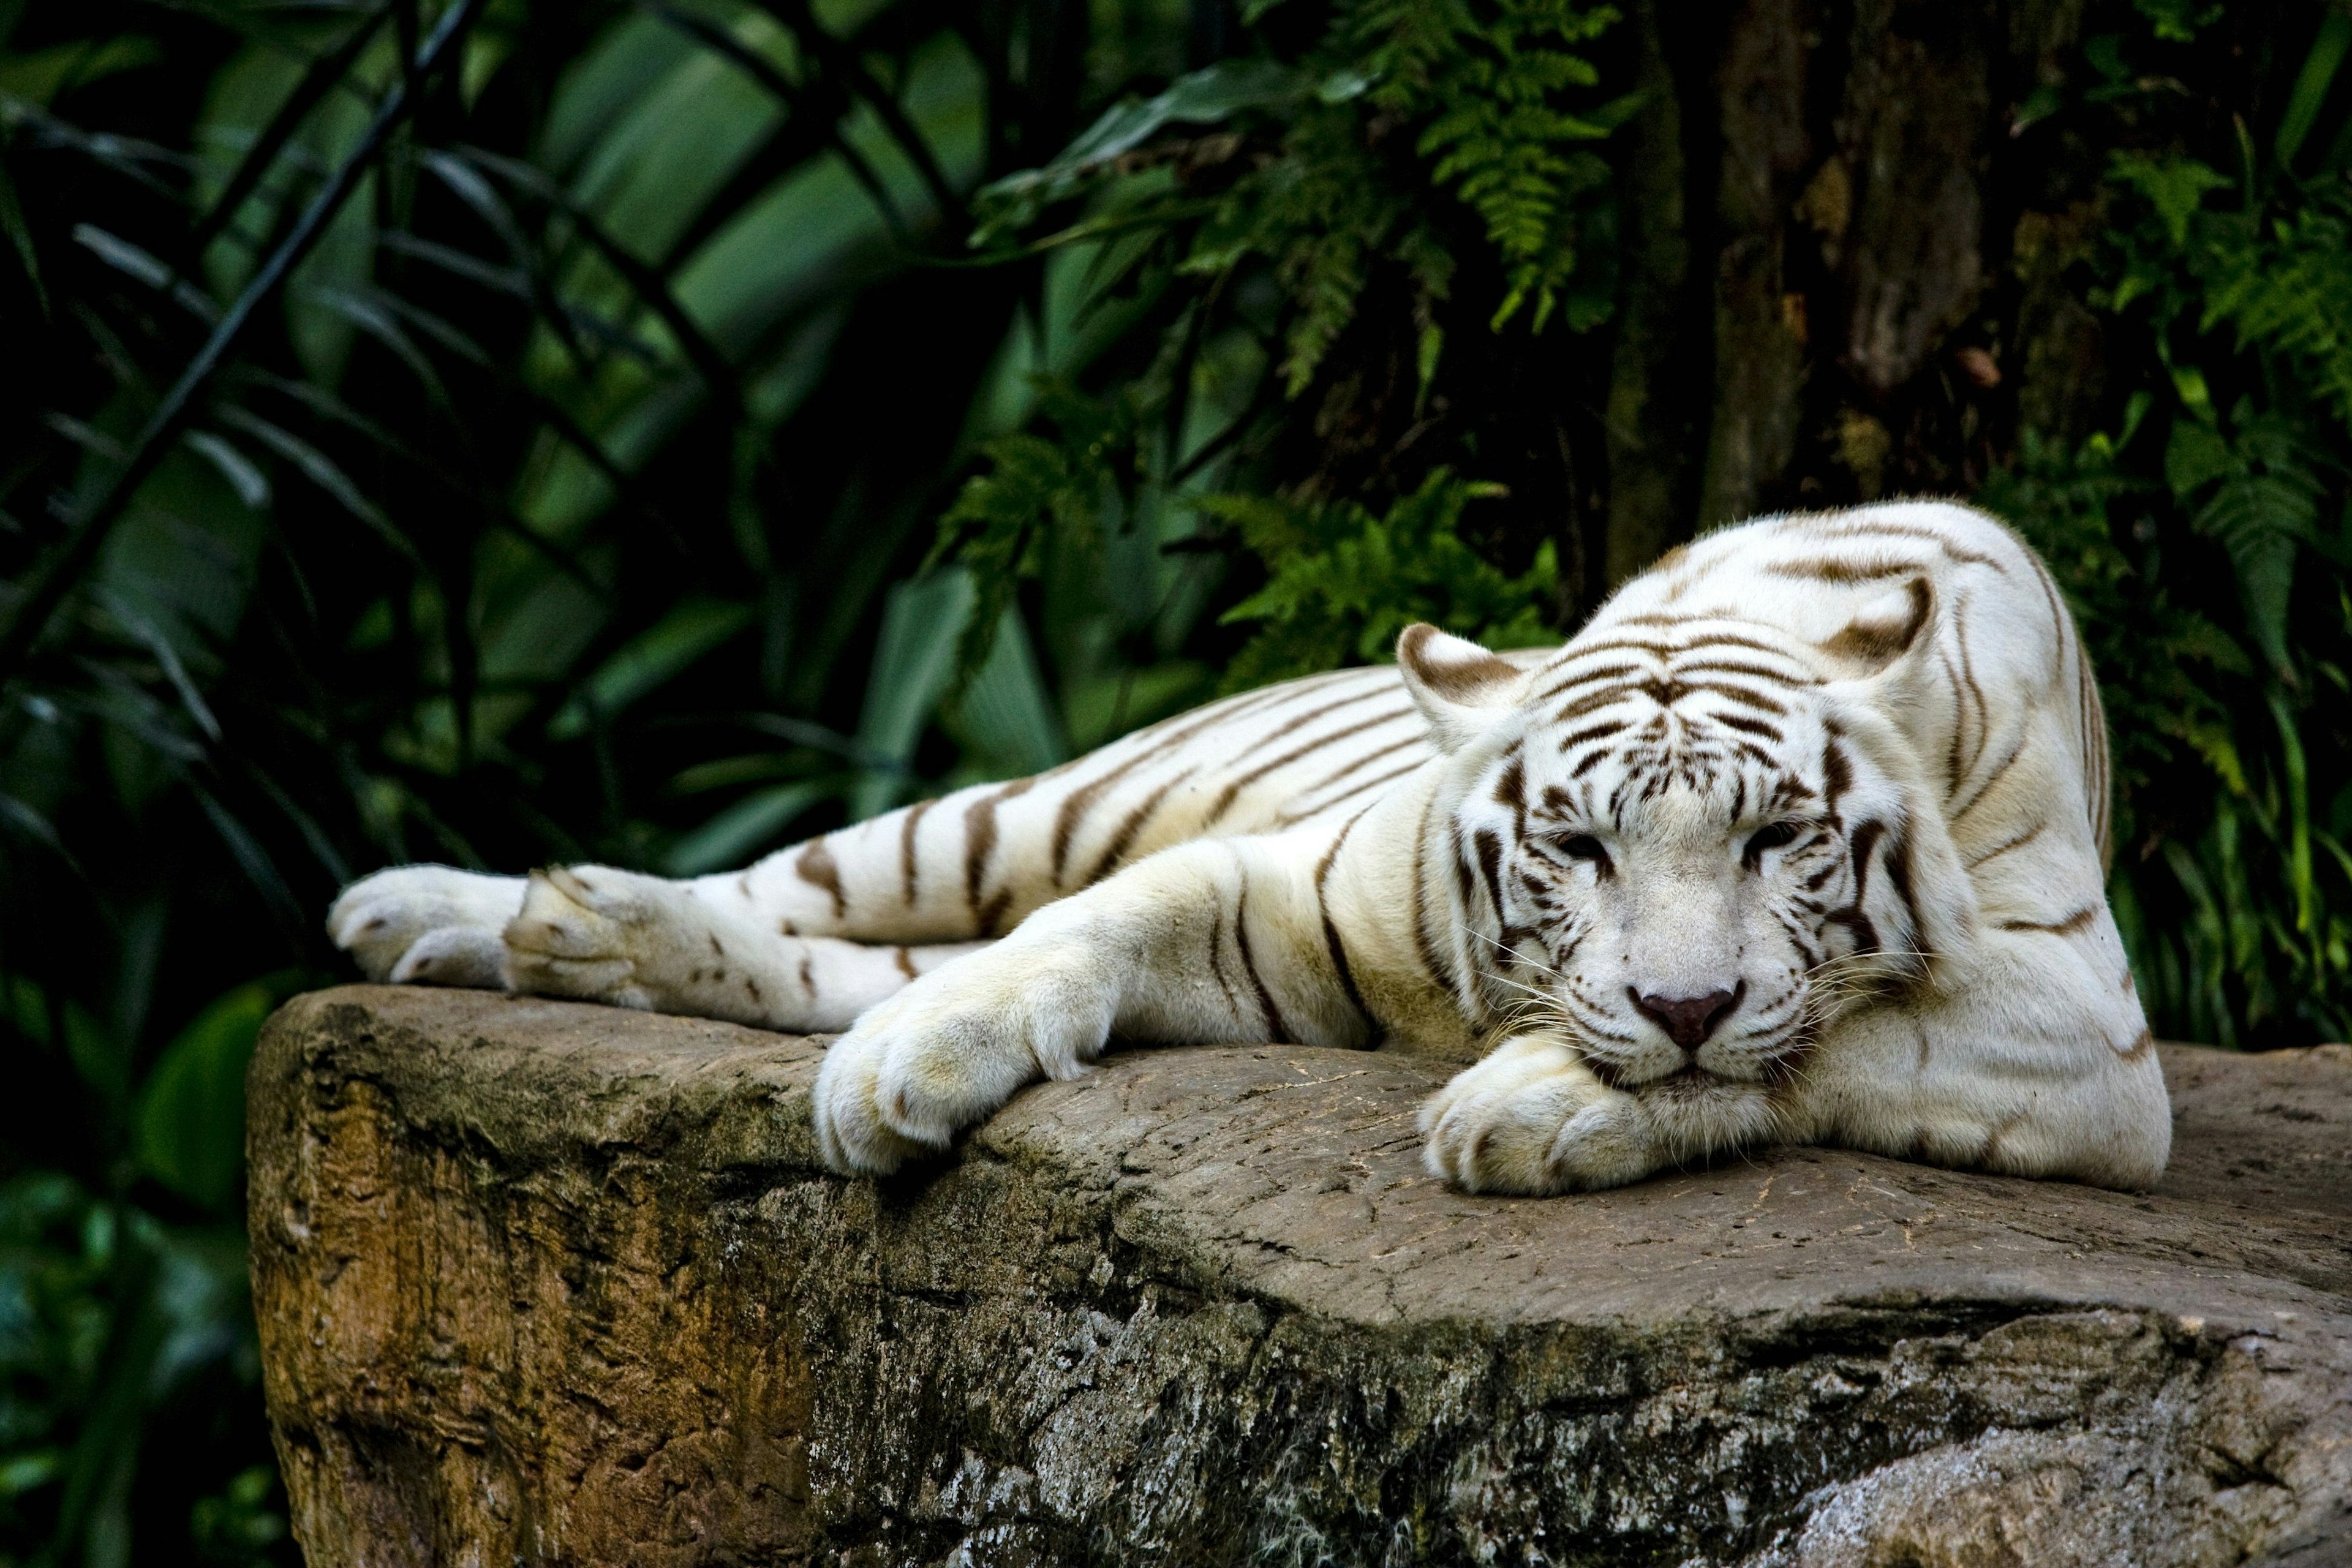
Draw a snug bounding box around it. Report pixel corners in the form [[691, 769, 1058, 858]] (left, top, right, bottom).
[[1601, 0, 2103, 577]]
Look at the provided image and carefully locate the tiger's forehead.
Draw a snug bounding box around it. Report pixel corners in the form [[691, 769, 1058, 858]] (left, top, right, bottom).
[[1518, 615, 1829, 827]]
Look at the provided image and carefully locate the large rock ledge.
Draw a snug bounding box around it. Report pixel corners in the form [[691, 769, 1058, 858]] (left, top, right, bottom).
[[249, 986, 2352, 1567]]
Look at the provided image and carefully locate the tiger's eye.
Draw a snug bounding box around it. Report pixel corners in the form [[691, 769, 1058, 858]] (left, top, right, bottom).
[[1743, 821, 1801, 863], [1558, 835, 1607, 862]]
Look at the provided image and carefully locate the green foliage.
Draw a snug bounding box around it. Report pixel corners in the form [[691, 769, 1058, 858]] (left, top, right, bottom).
[[1167, 0, 1629, 388], [944, 0, 1629, 689], [1205, 470, 1556, 689], [133, 981, 291, 1216], [1987, 8, 2352, 1044], [1353, 0, 1629, 333]]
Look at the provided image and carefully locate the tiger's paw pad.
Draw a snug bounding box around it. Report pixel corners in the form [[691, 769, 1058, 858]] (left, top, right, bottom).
[[328, 865, 524, 986], [502, 865, 680, 1009], [1419, 1039, 1654, 1194], [811, 960, 1113, 1175]]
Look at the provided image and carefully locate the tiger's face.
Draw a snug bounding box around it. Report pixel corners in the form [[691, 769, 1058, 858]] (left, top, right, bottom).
[[1398, 616, 1966, 1110]]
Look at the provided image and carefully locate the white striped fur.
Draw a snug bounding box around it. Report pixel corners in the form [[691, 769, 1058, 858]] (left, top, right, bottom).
[[329, 501, 2169, 1193]]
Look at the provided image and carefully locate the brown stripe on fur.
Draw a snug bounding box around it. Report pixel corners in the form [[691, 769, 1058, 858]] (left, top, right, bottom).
[[1965, 818, 2046, 870], [795, 837, 846, 919], [1079, 768, 1194, 886], [2118, 1027, 2155, 1061], [894, 945, 918, 980], [1820, 577, 1932, 668], [976, 889, 1014, 939], [1205, 907, 1243, 1019], [1221, 684, 1398, 769], [899, 797, 933, 905], [1999, 906, 2098, 936], [1551, 679, 1646, 720], [1284, 732, 1424, 812], [1765, 555, 1921, 582], [1806, 519, 2006, 570], [1558, 718, 1630, 752], [1948, 729, 2027, 827], [1667, 658, 1819, 686], [1472, 827, 1507, 919], [1233, 881, 1294, 1041], [1314, 810, 1374, 1029], [1049, 680, 1313, 883], [1711, 711, 1782, 741], [1492, 747, 1525, 810], [1936, 642, 1969, 791], [1828, 818, 1887, 955], [1671, 630, 1819, 662], [1822, 728, 1853, 823], [1202, 703, 1417, 826], [1540, 662, 1648, 701], [1408, 790, 1461, 1004], [1954, 598, 1990, 780], [1883, 821, 1929, 970], [962, 778, 1036, 930], [1683, 680, 1789, 714], [1278, 760, 1427, 824]]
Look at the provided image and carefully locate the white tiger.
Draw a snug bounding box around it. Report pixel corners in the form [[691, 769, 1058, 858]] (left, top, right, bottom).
[[328, 501, 2171, 1194]]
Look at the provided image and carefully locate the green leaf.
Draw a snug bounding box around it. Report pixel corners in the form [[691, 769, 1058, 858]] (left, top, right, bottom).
[[2163, 419, 2231, 499], [2132, 0, 2221, 43], [0, 157, 47, 315], [2276, 11, 2351, 169], [941, 608, 1068, 778], [548, 597, 754, 739], [665, 780, 831, 876], [850, 570, 979, 819], [0, 34, 162, 105], [2108, 153, 2231, 246], [971, 59, 1303, 243], [133, 981, 278, 1213]]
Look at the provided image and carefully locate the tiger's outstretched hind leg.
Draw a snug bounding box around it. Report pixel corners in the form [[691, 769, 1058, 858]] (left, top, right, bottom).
[[329, 862, 983, 1031], [502, 866, 989, 1032]]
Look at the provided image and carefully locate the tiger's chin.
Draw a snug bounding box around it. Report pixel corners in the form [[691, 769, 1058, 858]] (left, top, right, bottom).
[[1632, 1073, 1784, 1156], [1592, 1044, 1805, 1166]]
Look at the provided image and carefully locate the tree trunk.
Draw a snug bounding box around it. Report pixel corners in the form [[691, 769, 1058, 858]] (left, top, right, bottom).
[[1599, 0, 2101, 585]]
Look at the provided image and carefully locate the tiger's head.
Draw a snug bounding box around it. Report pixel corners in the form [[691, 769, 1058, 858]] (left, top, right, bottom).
[[1396, 597, 1974, 1135]]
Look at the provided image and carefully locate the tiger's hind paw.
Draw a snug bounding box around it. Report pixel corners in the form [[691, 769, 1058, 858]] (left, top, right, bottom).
[[328, 865, 525, 988], [502, 865, 666, 1009]]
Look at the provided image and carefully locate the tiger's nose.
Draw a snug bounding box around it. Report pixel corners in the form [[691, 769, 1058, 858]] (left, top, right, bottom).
[[1630, 984, 1743, 1052]]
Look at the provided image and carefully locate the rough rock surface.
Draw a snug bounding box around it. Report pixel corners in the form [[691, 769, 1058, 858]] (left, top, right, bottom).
[[249, 986, 2352, 1567]]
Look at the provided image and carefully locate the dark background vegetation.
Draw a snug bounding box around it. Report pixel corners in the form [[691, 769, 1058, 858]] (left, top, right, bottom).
[[0, 0, 2346, 1557]]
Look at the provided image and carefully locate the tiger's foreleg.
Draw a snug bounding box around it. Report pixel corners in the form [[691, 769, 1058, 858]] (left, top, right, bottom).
[[812, 832, 1370, 1174], [1780, 930, 2173, 1190], [1415, 935, 2171, 1195]]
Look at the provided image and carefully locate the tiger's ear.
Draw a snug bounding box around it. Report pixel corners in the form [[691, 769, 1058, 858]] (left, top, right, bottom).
[[1817, 576, 1936, 679], [1397, 624, 1530, 752]]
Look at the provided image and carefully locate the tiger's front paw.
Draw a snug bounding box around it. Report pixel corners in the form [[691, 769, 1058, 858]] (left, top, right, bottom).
[[811, 952, 1114, 1175], [328, 865, 526, 988], [1419, 1038, 1658, 1194]]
